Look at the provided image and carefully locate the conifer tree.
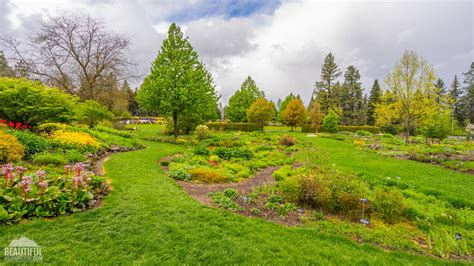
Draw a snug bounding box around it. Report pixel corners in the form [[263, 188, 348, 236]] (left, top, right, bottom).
[[367, 79, 382, 125], [462, 62, 474, 124], [340, 65, 364, 125], [449, 75, 465, 126], [314, 53, 342, 115], [225, 76, 264, 122]]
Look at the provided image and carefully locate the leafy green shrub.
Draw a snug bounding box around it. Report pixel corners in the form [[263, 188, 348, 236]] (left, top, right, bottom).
[[64, 150, 86, 163], [0, 77, 77, 126], [279, 135, 297, 146], [160, 161, 170, 166], [355, 130, 372, 137], [95, 125, 134, 138], [193, 146, 211, 156], [372, 187, 405, 223], [223, 188, 238, 199], [195, 125, 210, 140], [6, 130, 48, 156], [301, 125, 380, 134], [0, 131, 24, 162], [272, 165, 293, 181], [278, 203, 296, 217], [206, 122, 261, 132], [37, 123, 68, 134], [322, 111, 338, 133], [255, 145, 274, 152], [208, 191, 242, 210], [79, 100, 114, 128], [168, 163, 194, 180], [32, 152, 67, 166], [214, 147, 253, 160]]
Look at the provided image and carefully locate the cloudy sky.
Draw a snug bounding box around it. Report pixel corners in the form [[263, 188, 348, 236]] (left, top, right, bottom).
[[1, 0, 473, 104]]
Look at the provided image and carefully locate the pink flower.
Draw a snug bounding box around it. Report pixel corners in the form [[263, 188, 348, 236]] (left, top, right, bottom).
[[38, 181, 48, 189], [36, 170, 46, 180], [19, 175, 34, 192], [64, 165, 73, 174], [2, 164, 14, 176], [72, 176, 82, 189], [16, 166, 27, 177], [73, 163, 85, 176]]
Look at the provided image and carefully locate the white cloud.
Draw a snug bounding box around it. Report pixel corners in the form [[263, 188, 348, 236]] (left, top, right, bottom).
[[2, 0, 473, 104]]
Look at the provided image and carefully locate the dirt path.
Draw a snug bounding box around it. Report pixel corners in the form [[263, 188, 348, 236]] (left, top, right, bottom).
[[176, 166, 279, 205]]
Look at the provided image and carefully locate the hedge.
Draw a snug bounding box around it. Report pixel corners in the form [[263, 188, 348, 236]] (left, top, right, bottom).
[[301, 125, 381, 134], [206, 122, 261, 132]]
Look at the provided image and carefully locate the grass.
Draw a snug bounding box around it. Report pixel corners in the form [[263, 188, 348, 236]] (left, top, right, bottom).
[[297, 134, 474, 207], [0, 126, 471, 263], [0, 139, 459, 264]]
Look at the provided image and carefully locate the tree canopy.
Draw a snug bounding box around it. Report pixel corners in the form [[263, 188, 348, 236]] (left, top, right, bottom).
[[225, 76, 264, 122], [246, 98, 275, 131], [282, 98, 307, 131], [137, 23, 219, 137]]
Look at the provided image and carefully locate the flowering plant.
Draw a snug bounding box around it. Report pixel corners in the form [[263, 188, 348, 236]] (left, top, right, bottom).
[[0, 119, 32, 130], [0, 163, 109, 223]]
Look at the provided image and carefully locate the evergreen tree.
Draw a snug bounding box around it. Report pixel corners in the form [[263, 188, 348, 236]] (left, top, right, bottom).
[[122, 80, 140, 116], [314, 53, 342, 115], [367, 79, 382, 125], [462, 62, 474, 124], [0, 51, 15, 77], [225, 76, 264, 122], [137, 23, 219, 137], [276, 93, 296, 122], [434, 78, 447, 104], [340, 65, 364, 125], [449, 75, 465, 126]]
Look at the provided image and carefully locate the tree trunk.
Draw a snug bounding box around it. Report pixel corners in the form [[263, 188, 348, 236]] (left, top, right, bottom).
[[172, 112, 178, 138], [405, 126, 410, 144], [291, 125, 294, 132]]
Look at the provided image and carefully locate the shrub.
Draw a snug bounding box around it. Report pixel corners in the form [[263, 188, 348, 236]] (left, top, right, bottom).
[[0, 77, 77, 126], [213, 147, 253, 160], [50, 130, 100, 153], [208, 191, 242, 211], [272, 165, 293, 181], [322, 111, 338, 133], [64, 150, 86, 163], [206, 122, 261, 132], [188, 168, 227, 183], [372, 187, 405, 223], [301, 125, 380, 134], [95, 125, 134, 138], [279, 135, 297, 146], [37, 123, 68, 134], [79, 100, 114, 128], [193, 146, 211, 156], [278, 175, 302, 203], [0, 131, 24, 162], [223, 188, 238, 199], [355, 130, 372, 137], [160, 161, 170, 166], [168, 163, 194, 181], [32, 152, 67, 166], [6, 130, 48, 156], [195, 125, 210, 140]]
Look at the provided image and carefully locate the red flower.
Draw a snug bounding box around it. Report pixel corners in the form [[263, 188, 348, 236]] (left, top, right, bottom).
[[0, 119, 5, 124], [8, 121, 14, 127], [15, 122, 22, 129]]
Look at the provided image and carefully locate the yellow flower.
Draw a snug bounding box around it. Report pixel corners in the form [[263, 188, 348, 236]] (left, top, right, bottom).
[[51, 130, 100, 151]]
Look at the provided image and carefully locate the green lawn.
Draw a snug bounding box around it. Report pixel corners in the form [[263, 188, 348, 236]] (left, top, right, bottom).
[[298, 135, 474, 207], [0, 139, 460, 264]]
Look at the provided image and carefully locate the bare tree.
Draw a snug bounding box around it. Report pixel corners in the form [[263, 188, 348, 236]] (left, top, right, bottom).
[[1, 12, 132, 100]]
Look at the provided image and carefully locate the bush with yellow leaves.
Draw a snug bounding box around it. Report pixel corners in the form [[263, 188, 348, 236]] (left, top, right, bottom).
[[50, 130, 100, 153], [0, 131, 25, 162]]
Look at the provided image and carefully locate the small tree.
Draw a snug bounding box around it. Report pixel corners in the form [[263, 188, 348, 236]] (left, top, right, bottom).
[[309, 99, 323, 132], [282, 98, 307, 131], [322, 110, 338, 133], [79, 100, 114, 128], [420, 111, 451, 144], [246, 98, 275, 131]]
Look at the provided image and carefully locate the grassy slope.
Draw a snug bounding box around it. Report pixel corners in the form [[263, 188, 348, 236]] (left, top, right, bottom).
[[299, 135, 474, 206], [0, 140, 456, 264]]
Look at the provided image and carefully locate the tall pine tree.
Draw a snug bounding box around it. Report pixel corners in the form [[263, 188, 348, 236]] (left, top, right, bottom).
[[367, 79, 382, 125], [340, 65, 365, 125], [137, 23, 219, 137], [0, 51, 15, 77], [462, 62, 474, 124], [449, 75, 465, 126], [314, 53, 342, 115], [434, 78, 447, 104]]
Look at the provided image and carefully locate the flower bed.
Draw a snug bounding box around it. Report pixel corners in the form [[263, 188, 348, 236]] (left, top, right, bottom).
[[0, 163, 109, 223]]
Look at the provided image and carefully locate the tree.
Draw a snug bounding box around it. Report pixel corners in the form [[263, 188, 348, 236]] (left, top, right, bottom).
[[277, 93, 297, 122], [282, 98, 307, 131], [246, 98, 275, 131], [322, 110, 338, 133], [122, 80, 140, 116], [462, 62, 474, 124], [314, 53, 342, 115], [0, 77, 77, 125], [433, 78, 447, 104], [0, 51, 15, 77], [420, 111, 451, 143], [96, 73, 129, 115], [137, 23, 218, 137], [79, 100, 114, 128], [367, 79, 382, 125], [2, 13, 131, 100], [309, 98, 323, 130], [375, 51, 438, 143], [449, 75, 465, 127], [225, 76, 264, 122], [340, 65, 365, 125]]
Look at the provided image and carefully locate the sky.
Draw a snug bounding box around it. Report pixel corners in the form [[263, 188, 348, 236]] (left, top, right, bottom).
[[0, 0, 473, 105]]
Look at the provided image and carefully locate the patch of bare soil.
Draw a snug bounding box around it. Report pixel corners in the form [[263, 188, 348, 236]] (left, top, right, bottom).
[[176, 166, 278, 206]]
